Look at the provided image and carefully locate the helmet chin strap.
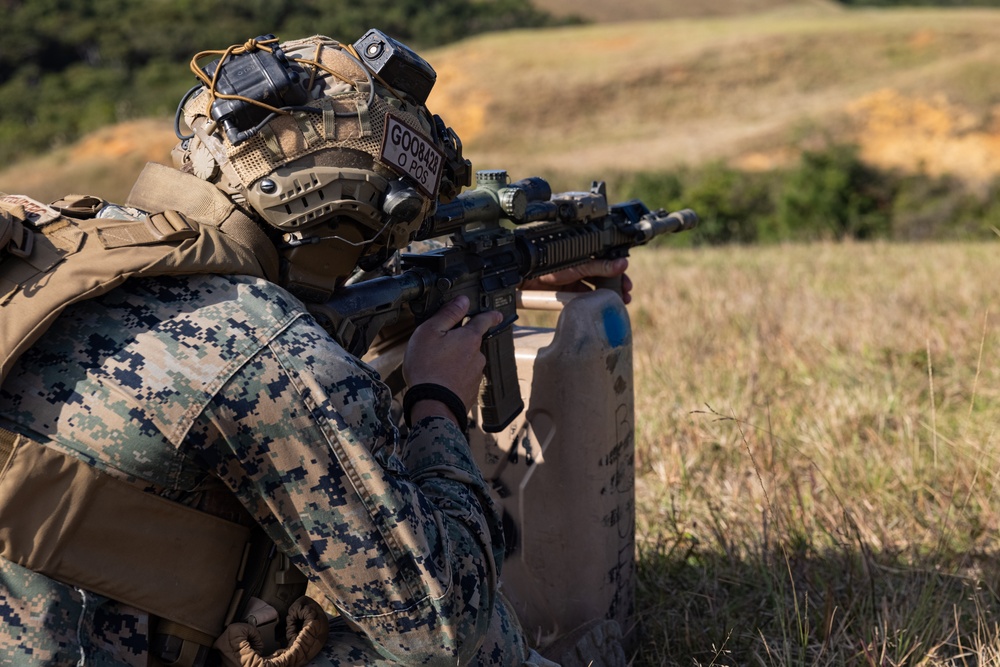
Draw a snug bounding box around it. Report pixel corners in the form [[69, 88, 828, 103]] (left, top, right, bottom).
[[278, 213, 394, 251], [276, 216, 386, 301]]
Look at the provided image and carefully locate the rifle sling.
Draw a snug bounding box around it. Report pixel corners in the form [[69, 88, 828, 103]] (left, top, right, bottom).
[[0, 426, 250, 638]]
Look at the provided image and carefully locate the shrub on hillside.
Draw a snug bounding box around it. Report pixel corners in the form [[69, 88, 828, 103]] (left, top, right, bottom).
[[619, 165, 777, 245], [770, 144, 893, 242], [616, 144, 1000, 244]]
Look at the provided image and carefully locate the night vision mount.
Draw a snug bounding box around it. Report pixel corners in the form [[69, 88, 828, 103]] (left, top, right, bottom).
[[192, 30, 439, 146]]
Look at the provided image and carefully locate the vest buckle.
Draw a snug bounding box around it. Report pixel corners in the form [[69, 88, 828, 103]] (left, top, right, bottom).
[[0, 213, 34, 259], [146, 210, 199, 242]]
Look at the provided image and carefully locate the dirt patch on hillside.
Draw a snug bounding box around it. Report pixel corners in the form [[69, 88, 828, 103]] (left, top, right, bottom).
[[846, 89, 1000, 184], [0, 118, 176, 204], [737, 88, 1000, 183], [68, 117, 177, 163], [430, 60, 492, 144]]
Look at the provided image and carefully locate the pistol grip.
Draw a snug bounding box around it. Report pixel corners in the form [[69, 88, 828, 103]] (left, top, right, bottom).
[[479, 324, 524, 432]]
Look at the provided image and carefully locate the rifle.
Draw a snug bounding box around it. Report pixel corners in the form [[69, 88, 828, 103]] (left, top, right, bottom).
[[307, 169, 698, 432]]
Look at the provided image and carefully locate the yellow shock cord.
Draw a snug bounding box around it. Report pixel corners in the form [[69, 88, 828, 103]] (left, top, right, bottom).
[[187, 36, 405, 123]]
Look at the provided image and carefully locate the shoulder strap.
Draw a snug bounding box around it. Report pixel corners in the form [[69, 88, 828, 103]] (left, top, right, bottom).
[[127, 162, 279, 281]]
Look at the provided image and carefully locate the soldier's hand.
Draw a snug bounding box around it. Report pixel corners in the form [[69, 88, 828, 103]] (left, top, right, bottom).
[[403, 295, 503, 425], [521, 257, 633, 304]]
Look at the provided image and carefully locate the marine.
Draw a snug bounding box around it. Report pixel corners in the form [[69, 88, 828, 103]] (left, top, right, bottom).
[[0, 31, 628, 667]]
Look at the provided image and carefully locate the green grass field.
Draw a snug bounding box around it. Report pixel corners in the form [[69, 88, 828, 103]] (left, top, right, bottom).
[[628, 240, 1000, 665]]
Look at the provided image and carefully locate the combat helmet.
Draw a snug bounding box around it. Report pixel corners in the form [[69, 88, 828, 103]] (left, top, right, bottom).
[[172, 31, 471, 300]]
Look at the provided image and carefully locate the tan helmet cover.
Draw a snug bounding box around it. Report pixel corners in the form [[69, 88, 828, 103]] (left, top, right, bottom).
[[173, 35, 464, 296]]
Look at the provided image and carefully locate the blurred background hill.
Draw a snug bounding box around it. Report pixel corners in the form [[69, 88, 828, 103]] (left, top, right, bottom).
[[530, 0, 836, 22], [4, 0, 1000, 241]]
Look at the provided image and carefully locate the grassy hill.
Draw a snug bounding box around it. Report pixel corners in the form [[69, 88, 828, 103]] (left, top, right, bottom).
[[5, 3, 1000, 204], [426, 5, 1000, 187]]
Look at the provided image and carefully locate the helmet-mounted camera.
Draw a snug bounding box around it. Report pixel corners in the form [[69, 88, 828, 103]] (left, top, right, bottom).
[[192, 30, 440, 147]]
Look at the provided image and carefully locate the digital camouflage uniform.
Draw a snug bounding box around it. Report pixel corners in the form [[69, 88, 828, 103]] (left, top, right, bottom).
[[0, 272, 529, 666]]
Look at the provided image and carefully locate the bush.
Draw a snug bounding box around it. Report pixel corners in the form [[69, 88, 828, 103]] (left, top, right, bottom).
[[617, 164, 777, 245], [771, 144, 893, 242], [615, 144, 999, 244]]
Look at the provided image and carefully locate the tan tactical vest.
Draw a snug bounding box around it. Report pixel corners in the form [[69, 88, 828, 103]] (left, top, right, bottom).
[[0, 161, 280, 380], [0, 164, 325, 666]]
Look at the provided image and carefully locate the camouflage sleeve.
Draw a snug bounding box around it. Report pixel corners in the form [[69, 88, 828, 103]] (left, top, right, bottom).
[[195, 314, 504, 665], [401, 416, 508, 576]]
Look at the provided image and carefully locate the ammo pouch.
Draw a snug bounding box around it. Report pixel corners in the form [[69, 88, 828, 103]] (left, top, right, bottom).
[[0, 426, 325, 667]]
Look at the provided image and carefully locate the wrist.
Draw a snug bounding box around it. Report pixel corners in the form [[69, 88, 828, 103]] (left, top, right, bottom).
[[403, 383, 469, 433], [409, 400, 459, 427]]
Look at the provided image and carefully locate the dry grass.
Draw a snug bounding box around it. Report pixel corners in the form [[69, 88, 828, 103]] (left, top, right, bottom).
[[527, 0, 835, 24], [425, 8, 1000, 185], [627, 240, 1000, 665]]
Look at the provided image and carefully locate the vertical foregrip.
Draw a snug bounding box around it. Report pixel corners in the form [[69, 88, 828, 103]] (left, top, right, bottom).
[[478, 324, 524, 433]]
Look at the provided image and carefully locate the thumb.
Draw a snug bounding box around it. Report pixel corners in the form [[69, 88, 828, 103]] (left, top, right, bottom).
[[463, 310, 504, 339], [426, 295, 471, 334]]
